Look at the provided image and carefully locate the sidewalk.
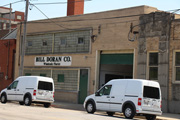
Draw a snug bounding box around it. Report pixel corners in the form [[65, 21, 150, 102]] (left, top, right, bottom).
[[52, 102, 180, 120]]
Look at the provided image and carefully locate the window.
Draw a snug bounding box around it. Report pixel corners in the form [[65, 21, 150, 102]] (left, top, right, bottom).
[[42, 40, 47, 46], [143, 86, 160, 99], [78, 37, 84, 44], [17, 15, 22, 20], [60, 37, 66, 45], [38, 81, 53, 91], [8, 81, 19, 89], [175, 52, 180, 81], [58, 74, 64, 82], [148, 52, 158, 80], [25, 73, 31, 76], [27, 41, 32, 47], [40, 74, 46, 77], [99, 85, 112, 96]]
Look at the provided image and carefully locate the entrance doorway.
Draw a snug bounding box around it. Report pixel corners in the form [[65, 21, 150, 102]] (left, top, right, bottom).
[[99, 53, 133, 88]]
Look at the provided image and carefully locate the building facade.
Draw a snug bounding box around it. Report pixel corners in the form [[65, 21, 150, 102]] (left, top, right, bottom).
[[0, 7, 24, 31], [14, 5, 180, 113]]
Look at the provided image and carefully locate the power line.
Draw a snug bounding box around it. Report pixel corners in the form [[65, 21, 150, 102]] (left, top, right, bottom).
[[0, 0, 24, 7], [32, 0, 92, 5], [30, 3, 74, 30]]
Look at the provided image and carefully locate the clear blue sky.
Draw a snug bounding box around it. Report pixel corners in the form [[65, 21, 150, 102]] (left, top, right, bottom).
[[0, 0, 180, 21]]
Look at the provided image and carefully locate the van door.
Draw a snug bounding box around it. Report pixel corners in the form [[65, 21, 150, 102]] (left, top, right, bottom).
[[6, 81, 19, 101], [142, 86, 161, 112], [36, 81, 53, 101], [95, 85, 112, 111]]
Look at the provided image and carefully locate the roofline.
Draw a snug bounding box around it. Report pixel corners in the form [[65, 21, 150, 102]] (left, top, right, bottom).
[[28, 5, 158, 22]]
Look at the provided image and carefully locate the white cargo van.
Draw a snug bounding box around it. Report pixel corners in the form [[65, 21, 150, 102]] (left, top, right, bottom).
[[84, 79, 162, 120], [0, 76, 54, 108]]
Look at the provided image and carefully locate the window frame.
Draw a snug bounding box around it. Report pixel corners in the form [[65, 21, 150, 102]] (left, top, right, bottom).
[[173, 50, 180, 83], [97, 85, 112, 96], [147, 51, 158, 81], [57, 74, 65, 83], [27, 41, 32, 47], [42, 40, 48, 46], [59, 37, 67, 46], [77, 37, 85, 45]]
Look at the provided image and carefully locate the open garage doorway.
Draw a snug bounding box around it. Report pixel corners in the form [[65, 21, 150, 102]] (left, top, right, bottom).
[[99, 53, 134, 88]]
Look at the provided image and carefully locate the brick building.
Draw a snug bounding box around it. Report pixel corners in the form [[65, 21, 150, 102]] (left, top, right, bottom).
[[0, 39, 16, 91]]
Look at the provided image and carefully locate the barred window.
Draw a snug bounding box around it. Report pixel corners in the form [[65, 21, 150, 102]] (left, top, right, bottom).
[[175, 52, 180, 81], [148, 52, 158, 80]]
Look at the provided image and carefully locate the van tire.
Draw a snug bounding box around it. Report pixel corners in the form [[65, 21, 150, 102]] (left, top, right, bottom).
[[145, 115, 156, 120], [44, 103, 51, 108], [19, 102, 24, 105], [106, 112, 115, 116], [123, 105, 135, 119], [24, 95, 32, 106], [86, 102, 95, 114], [1, 93, 7, 104]]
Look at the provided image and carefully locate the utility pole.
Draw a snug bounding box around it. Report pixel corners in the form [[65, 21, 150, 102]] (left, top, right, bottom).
[[9, 3, 12, 32], [19, 0, 29, 76]]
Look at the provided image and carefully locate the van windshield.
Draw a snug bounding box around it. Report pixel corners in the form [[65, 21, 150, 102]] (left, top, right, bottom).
[[38, 81, 53, 91], [143, 86, 160, 99]]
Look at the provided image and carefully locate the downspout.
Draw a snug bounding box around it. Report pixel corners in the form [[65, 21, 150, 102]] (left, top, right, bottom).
[[6, 40, 10, 80], [12, 49, 16, 81]]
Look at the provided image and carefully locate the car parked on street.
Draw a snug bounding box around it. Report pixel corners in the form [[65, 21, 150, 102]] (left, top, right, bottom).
[[84, 79, 162, 120], [0, 76, 54, 108]]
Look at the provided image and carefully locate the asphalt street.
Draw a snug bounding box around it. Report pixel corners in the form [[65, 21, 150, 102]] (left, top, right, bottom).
[[0, 102, 146, 120]]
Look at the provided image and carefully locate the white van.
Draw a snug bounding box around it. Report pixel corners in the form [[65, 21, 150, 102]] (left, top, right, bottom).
[[84, 79, 162, 120], [0, 76, 54, 108]]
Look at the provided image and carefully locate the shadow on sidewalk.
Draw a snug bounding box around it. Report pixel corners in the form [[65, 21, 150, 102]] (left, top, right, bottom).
[[51, 102, 85, 111]]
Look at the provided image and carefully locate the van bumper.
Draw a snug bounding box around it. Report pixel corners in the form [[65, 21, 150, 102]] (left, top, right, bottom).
[[137, 110, 162, 116], [32, 98, 54, 103]]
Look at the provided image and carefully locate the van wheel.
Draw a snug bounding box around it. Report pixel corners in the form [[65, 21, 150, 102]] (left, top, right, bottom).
[[145, 115, 156, 120], [44, 103, 51, 108], [86, 102, 95, 114], [1, 94, 7, 104], [123, 105, 135, 119], [107, 112, 115, 116], [24, 95, 32, 106], [19, 102, 24, 105]]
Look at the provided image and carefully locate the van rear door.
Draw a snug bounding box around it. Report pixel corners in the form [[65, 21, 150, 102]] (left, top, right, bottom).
[[36, 81, 53, 101], [142, 86, 161, 112]]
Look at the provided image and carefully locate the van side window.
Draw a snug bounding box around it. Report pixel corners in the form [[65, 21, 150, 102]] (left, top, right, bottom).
[[9, 81, 19, 89], [99, 85, 112, 96]]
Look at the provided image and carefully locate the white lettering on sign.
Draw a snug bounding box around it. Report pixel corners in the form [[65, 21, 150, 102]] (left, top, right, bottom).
[[35, 56, 72, 66]]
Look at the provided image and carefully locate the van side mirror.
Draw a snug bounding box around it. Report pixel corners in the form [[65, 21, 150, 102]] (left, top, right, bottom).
[[7, 86, 10, 90], [95, 92, 100, 96]]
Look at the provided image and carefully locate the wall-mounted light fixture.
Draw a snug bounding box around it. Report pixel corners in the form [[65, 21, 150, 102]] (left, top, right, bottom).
[[91, 35, 97, 43]]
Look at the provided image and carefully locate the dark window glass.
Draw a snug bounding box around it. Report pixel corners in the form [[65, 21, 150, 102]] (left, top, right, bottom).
[[99, 85, 112, 96], [25, 73, 31, 76], [58, 74, 64, 82], [38, 81, 53, 91], [176, 67, 180, 81], [27, 41, 32, 46], [143, 86, 160, 99], [149, 67, 158, 80], [40, 74, 46, 77], [149, 53, 158, 66], [9, 81, 18, 89], [42, 41, 47, 46], [175, 52, 180, 66], [78, 37, 84, 44], [60, 37, 66, 45]]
